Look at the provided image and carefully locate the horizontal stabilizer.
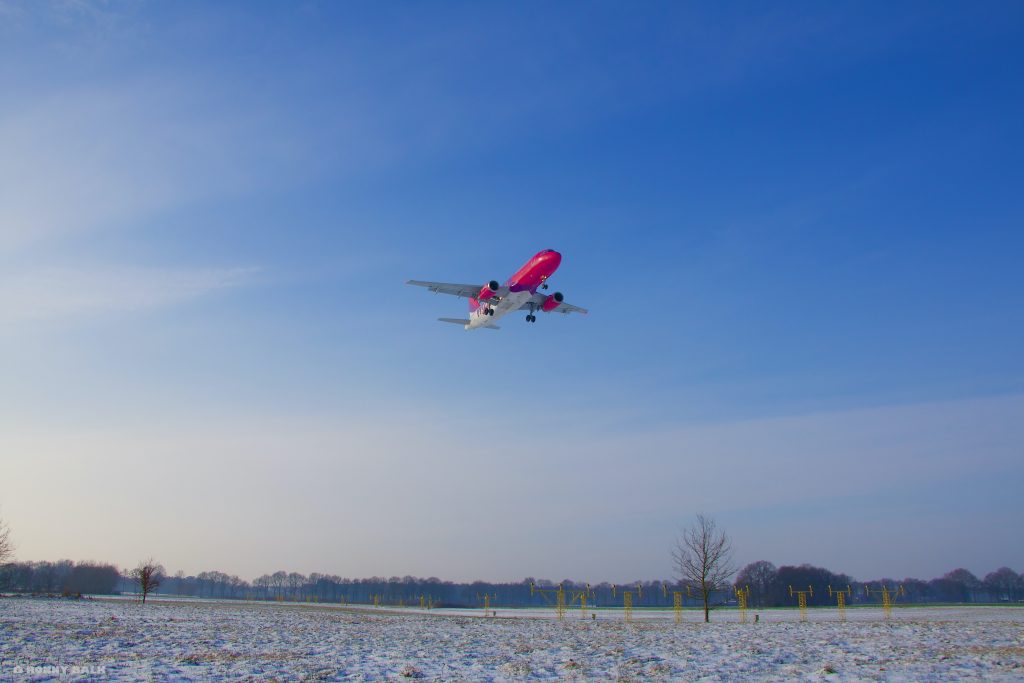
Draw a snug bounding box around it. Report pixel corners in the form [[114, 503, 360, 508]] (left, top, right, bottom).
[[437, 318, 470, 325]]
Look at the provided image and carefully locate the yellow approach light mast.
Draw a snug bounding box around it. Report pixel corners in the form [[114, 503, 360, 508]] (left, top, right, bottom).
[[530, 582, 566, 621], [828, 585, 852, 621], [789, 585, 813, 622], [865, 584, 905, 620]]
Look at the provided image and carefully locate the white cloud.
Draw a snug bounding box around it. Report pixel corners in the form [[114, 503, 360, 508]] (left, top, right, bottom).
[[0, 264, 257, 322]]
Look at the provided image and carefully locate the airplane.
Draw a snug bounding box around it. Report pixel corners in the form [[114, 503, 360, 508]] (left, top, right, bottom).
[[407, 249, 588, 330]]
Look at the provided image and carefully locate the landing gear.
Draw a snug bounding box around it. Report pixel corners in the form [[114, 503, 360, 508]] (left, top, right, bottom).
[[541, 283, 549, 290], [486, 308, 494, 316], [526, 314, 536, 323]]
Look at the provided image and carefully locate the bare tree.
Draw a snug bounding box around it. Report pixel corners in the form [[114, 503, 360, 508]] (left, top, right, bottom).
[[254, 574, 271, 600], [984, 567, 1023, 602], [673, 513, 736, 622], [287, 572, 305, 601], [0, 516, 12, 565], [130, 558, 165, 604], [945, 568, 981, 602], [735, 560, 778, 608], [271, 570, 287, 600]]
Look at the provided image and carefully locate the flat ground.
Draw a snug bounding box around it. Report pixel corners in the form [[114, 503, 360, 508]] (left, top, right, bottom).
[[2, 597, 1023, 681]]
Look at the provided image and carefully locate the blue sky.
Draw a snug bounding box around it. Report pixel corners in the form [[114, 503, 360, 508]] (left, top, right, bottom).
[[1, 1, 1022, 582]]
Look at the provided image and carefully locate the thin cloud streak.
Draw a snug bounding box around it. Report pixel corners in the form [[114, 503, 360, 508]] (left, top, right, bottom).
[[0, 80, 299, 255], [0, 265, 258, 322]]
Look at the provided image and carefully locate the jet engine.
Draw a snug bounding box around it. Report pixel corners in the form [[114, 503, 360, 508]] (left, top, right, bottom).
[[541, 292, 564, 312], [478, 280, 500, 300]]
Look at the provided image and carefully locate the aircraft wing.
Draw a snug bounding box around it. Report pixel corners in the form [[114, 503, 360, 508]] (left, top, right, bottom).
[[519, 293, 589, 315], [406, 280, 483, 299]]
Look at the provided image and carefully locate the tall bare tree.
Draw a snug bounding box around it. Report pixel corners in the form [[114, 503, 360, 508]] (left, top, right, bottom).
[[0, 516, 12, 565], [673, 513, 736, 622], [130, 558, 165, 604]]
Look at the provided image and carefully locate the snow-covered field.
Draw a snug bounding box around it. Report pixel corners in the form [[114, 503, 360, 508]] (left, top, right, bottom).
[[2, 597, 1023, 681]]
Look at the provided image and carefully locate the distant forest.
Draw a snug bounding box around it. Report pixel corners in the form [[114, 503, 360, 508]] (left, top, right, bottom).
[[2, 560, 1022, 608]]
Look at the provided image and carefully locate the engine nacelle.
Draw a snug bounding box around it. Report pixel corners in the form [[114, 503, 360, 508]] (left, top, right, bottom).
[[478, 280, 500, 301], [541, 292, 564, 312]]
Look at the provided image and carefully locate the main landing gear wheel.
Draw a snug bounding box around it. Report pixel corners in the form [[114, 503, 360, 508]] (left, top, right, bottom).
[[526, 314, 536, 322]]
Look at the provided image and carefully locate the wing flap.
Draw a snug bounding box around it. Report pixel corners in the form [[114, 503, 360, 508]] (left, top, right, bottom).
[[550, 302, 588, 315], [407, 280, 483, 299], [517, 293, 589, 315]]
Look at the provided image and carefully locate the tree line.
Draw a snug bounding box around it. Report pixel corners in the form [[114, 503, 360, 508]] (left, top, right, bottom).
[[734, 561, 1024, 607], [5, 560, 1018, 608], [0, 560, 121, 595], [140, 564, 1024, 608]]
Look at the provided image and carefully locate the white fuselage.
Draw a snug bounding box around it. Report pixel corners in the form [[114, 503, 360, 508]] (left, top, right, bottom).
[[466, 290, 533, 330]]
